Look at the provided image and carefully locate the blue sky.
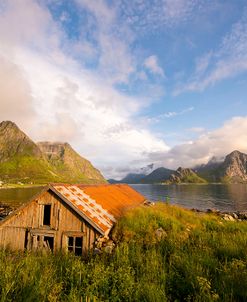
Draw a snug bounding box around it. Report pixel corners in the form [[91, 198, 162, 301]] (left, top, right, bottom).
[[1, 0, 247, 178]]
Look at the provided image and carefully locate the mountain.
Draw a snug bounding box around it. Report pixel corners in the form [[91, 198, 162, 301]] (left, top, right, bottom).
[[220, 150, 247, 183], [0, 121, 58, 183], [121, 173, 146, 184], [0, 121, 106, 184], [109, 167, 174, 184], [196, 150, 247, 183], [37, 142, 105, 183], [142, 167, 174, 183], [108, 173, 146, 184], [169, 167, 207, 184], [195, 156, 223, 182]]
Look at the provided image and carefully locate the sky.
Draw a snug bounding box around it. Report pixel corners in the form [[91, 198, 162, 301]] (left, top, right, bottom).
[[1, 0, 247, 179]]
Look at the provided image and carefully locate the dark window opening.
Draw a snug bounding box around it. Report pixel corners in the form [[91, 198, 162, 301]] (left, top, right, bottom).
[[24, 230, 29, 249], [44, 236, 54, 251], [43, 205, 51, 226], [68, 236, 83, 256]]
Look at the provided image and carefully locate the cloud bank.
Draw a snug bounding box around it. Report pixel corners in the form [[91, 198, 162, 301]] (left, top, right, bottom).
[[0, 0, 247, 179], [0, 0, 168, 178]]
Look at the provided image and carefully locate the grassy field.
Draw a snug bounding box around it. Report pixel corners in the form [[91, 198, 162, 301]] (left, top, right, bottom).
[[1, 203, 247, 301]]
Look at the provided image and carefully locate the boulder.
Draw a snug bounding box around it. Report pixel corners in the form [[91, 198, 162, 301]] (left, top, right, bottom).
[[222, 214, 235, 221]]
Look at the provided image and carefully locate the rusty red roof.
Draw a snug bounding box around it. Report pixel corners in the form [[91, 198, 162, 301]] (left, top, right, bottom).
[[51, 184, 145, 235]]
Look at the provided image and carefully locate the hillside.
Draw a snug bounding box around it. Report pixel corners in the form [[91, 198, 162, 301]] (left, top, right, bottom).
[[141, 167, 174, 183], [0, 121, 59, 183], [0, 121, 106, 184], [1, 204, 247, 301], [169, 167, 207, 184], [109, 168, 174, 184], [37, 142, 106, 183]]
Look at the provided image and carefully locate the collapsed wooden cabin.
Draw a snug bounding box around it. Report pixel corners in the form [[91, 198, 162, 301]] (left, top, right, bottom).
[[0, 184, 145, 254]]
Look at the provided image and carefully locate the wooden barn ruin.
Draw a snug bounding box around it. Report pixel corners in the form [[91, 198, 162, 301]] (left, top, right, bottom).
[[0, 184, 145, 254]]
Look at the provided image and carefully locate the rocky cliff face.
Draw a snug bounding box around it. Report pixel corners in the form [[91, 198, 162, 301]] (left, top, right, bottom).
[[169, 167, 207, 184], [37, 142, 106, 183], [0, 121, 106, 184], [221, 150, 247, 183], [196, 150, 247, 183]]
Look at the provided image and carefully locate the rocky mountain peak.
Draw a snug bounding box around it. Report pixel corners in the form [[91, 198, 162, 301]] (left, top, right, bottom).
[[0, 120, 42, 162], [0, 120, 18, 130], [227, 150, 243, 158], [222, 150, 247, 182]]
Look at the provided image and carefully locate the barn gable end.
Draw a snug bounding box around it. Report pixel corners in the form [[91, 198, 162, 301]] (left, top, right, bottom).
[[0, 184, 146, 254]]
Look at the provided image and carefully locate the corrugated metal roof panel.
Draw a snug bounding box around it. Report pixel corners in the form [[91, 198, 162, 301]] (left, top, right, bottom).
[[51, 184, 145, 235]]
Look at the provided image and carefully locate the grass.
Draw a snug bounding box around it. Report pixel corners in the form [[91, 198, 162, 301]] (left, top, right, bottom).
[[1, 203, 247, 301]]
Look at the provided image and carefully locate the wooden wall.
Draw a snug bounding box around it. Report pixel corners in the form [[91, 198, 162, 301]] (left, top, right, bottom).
[[0, 190, 100, 252]]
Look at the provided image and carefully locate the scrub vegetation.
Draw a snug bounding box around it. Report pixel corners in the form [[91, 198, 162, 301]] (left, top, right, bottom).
[[1, 203, 247, 301]]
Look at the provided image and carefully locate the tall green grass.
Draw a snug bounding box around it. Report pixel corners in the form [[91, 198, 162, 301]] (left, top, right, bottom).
[[0, 203, 247, 301]]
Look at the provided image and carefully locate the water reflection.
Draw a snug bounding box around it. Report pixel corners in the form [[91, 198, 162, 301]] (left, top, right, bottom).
[[131, 184, 247, 212]]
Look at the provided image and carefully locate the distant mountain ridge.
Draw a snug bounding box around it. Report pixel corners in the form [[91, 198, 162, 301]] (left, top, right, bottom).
[[109, 150, 247, 184], [109, 167, 175, 184], [0, 121, 106, 184]]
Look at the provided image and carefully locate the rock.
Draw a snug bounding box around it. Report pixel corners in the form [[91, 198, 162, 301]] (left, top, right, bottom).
[[103, 240, 115, 254], [93, 248, 102, 255], [222, 214, 235, 221], [155, 228, 167, 241], [191, 208, 202, 212], [94, 236, 115, 253], [206, 208, 220, 214], [238, 212, 247, 220], [232, 213, 239, 219], [143, 200, 155, 206]]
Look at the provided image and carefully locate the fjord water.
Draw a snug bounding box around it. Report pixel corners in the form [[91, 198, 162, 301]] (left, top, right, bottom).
[[131, 184, 247, 212], [0, 186, 44, 208], [1, 184, 247, 212]]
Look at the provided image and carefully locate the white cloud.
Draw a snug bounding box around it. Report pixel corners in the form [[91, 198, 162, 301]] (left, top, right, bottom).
[[147, 116, 247, 169], [174, 9, 247, 94], [0, 0, 169, 178], [144, 55, 164, 77], [75, 0, 136, 84], [147, 107, 194, 123]]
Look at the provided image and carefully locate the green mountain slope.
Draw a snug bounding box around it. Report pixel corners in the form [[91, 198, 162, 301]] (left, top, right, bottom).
[[142, 167, 174, 183], [37, 142, 106, 183], [0, 121, 106, 184], [0, 121, 59, 183], [169, 167, 207, 184]]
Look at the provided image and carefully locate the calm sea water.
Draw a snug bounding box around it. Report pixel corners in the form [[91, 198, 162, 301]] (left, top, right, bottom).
[[1, 184, 247, 212], [131, 184, 247, 212], [0, 186, 44, 208]]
